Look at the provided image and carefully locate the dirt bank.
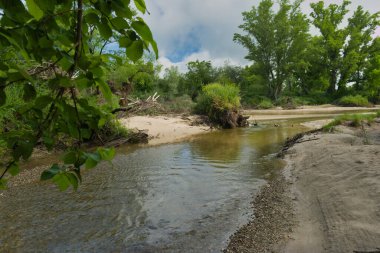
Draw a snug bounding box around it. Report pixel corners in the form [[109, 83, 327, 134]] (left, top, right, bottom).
[[119, 115, 210, 145]]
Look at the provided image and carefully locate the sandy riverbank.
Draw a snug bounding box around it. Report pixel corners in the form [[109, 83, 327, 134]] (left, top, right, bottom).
[[279, 122, 380, 253], [226, 119, 380, 252], [118, 105, 378, 145], [119, 115, 210, 145], [244, 105, 379, 121]]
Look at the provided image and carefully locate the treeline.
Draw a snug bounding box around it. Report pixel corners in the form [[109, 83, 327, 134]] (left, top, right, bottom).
[[233, 0, 380, 107], [120, 0, 380, 108]]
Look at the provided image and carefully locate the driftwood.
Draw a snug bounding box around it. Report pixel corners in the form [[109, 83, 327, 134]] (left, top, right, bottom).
[[277, 128, 322, 158], [112, 92, 161, 115]]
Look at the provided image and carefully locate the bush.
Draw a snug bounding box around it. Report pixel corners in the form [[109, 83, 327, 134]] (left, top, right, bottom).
[[194, 83, 240, 115], [161, 95, 195, 114], [195, 83, 245, 128], [338, 95, 371, 107], [257, 99, 274, 109]]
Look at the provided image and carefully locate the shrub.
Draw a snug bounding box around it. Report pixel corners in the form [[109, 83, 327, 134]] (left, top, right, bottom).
[[161, 95, 195, 114], [194, 83, 245, 127], [194, 83, 240, 115], [257, 99, 274, 109], [338, 95, 371, 107]]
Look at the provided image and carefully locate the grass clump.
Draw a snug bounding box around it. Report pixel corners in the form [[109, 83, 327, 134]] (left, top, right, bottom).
[[257, 99, 274, 109], [323, 113, 377, 131], [195, 83, 241, 115], [338, 95, 371, 107]]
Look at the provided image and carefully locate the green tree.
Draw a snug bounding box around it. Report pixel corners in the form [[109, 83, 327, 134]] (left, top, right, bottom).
[[0, 0, 157, 190], [310, 1, 379, 96], [180, 60, 216, 100], [234, 0, 309, 101], [157, 66, 183, 99], [364, 38, 380, 103]]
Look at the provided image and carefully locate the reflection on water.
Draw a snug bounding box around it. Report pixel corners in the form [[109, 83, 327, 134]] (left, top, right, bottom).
[[0, 119, 309, 253]]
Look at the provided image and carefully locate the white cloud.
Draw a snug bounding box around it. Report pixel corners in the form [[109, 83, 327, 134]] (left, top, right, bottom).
[[144, 0, 380, 71], [158, 50, 243, 73]]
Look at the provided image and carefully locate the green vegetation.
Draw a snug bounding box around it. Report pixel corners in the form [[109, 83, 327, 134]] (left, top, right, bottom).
[[323, 113, 378, 131], [0, 0, 379, 190], [195, 83, 242, 127], [0, 0, 157, 190], [257, 99, 274, 109], [233, 0, 380, 105], [338, 95, 371, 107]]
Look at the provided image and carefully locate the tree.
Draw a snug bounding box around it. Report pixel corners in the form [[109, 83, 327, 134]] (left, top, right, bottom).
[[0, 0, 157, 190], [234, 0, 309, 101], [156, 66, 183, 99], [181, 60, 216, 100], [310, 1, 379, 96]]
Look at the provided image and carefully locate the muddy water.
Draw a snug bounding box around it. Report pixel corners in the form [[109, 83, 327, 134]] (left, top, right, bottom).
[[0, 120, 309, 253]]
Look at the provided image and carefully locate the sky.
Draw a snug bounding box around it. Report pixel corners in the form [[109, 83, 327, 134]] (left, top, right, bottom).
[[143, 0, 380, 72]]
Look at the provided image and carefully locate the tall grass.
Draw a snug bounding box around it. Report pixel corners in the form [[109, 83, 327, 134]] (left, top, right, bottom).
[[338, 95, 371, 107], [323, 113, 377, 131]]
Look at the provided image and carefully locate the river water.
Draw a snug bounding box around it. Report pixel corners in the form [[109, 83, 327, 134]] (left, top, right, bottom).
[[0, 120, 309, 253]]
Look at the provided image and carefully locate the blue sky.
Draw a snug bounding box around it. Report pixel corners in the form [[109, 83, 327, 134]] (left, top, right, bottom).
[[143, 0, 380, 72]]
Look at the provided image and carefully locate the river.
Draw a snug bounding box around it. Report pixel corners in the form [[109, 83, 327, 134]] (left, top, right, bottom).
[[0, 119, 310, 252]]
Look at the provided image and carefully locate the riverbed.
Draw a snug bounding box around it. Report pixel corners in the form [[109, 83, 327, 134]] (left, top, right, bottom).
[[0, 120, 309, 253]]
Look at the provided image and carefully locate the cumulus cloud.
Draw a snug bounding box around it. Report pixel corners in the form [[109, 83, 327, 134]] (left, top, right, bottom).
[[143, 0, 380, 71]]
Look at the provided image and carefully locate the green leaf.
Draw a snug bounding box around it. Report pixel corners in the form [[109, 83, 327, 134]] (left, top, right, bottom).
[[8, 162, 20, 176], [131, 21, 154, 41], [150, 40, 159, 59], [26, 0, 44, 20], [126, 40, 144, 62], [0, 87, 6, 107], [85, 157, 98, 169], [97, 18, 113, 40], [97, 147, 115, 161], [66, 172, 79, 191], [96, 79, 113, 103], [119, 36, 133, 48], [41, 164, 61, 181], [14, 140, 35, 160], [63, 151, 78, 164], [85, 12, 99, 25], [34, 95, 52, 109], [23, 83, 37, 101], [0, 179, 8, 190], [111, 17, 130, 30], [134, 0, 147, 14], [52, 173, 71, 191]]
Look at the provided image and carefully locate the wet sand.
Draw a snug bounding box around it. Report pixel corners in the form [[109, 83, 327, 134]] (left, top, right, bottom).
[[226, 120, 380, 253]]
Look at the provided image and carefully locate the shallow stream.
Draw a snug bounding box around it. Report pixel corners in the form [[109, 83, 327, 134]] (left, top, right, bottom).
[[0, 119, 310, 252]]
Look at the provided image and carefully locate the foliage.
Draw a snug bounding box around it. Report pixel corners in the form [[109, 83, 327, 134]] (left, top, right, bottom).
[[161, 95, 195, 114], [234, 0, 310, 101], [323, 113, 377, 131], [310, 1, 379, 96], [195, 83, 241, 116], [156, 66, 183, 99], [338, 95, 371, 107], [179, 60, 216, 99], [257, 99, 274, 109], [0, 0, 157, 190]]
